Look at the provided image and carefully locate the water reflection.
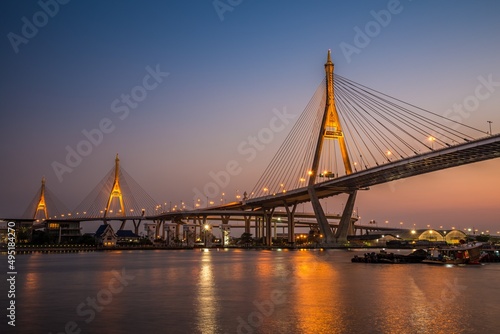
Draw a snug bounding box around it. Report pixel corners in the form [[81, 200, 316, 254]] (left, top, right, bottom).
[[196, 251, 219, 334], [404, 270, 470, 333], [11, 250, 496, 333], [24, 271, 40, 291], [290, 252, 346, 333]]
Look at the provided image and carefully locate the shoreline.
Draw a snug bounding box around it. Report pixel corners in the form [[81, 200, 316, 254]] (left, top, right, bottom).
[[2, 243, 499, 255], [2, 244, 390, 254]]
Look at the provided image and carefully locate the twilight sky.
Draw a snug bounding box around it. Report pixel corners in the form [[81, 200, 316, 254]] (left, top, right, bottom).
[[1, 0, 499, 233]]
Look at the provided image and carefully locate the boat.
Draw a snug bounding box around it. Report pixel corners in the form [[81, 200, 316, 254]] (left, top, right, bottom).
[[479, 244, 500, 263], [351, 249, 428, 264], [422, 242, 483, 265]]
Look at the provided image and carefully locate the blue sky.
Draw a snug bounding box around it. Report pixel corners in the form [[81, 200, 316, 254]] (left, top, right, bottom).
[[1, 0, 500, 233]]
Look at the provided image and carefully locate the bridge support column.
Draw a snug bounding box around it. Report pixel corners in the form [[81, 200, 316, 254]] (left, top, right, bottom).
[[154, 220, 165, 241], [334, 191, 357, 244], [201, 216, 207, 240], [132, 219, 142, 236], [283, 201, 297, 244], [255, 217, 260, 239], [119, 220, 126, 230], [154, 220, 159, 240], [264, 208, 275, 246], [244, 216, 251, 235], [308, 187, 335, 244], [161, 219, 165, 240]]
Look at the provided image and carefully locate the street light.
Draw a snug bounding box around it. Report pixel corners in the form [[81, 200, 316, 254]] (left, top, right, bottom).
[[428, 136, 436, 150]]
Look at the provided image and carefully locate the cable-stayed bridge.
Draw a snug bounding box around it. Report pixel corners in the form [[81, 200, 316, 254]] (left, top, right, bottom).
[[5, 51, 500, 246]]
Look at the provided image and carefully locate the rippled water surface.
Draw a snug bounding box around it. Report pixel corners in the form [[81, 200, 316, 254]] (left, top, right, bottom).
[[2, 249, 499, 333]]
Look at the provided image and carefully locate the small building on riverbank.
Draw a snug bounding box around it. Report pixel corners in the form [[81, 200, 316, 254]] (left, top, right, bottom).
[[95, 224, 140, 246], [95, 224, 116, 247]]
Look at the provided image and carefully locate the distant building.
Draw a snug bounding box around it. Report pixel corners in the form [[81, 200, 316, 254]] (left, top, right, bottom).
[[95, 224, 116, 247], [94, 225, 140, 246], [165, 223, 179, 246], [0, 220, 8, 245], [44, 221, 81, 244], [143, 223, 156, 242], [116, 230, 140, 244], [220, 224, 230, 246], [182, 224, 196, 247]]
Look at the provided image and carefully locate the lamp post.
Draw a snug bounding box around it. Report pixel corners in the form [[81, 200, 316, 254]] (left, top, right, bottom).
[[428, 136, 435, 150], [487, 121, 492, 135]]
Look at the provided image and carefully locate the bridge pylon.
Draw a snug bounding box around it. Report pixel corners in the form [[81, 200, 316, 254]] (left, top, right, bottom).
[[104, 154, 126, 220], [308, 50, 356, 245], [34, 177, 49, 221]]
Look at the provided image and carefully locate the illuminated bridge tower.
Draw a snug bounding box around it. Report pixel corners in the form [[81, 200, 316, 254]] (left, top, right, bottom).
[[104, 154, 126, 220], [34, 177, 49, 221], [308, 50, 357, 244]]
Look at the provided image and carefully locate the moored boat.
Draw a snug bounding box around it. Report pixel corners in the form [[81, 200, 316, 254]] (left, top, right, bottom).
[[422, 242, 483, 265], [351, 249, 427, 264]]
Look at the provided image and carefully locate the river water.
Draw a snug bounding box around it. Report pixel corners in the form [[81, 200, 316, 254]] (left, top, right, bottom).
[[2, 249, 499, 334]]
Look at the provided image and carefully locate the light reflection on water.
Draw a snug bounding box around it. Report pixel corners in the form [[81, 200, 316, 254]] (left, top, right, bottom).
[[6, 249, 499, 334], [196, 251, 220, 334]]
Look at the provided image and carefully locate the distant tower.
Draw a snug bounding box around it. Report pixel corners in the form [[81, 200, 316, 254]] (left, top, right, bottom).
[[308, 49, 353, 185], [104, 154, 126, 219], [34, 177, 48, 220]]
